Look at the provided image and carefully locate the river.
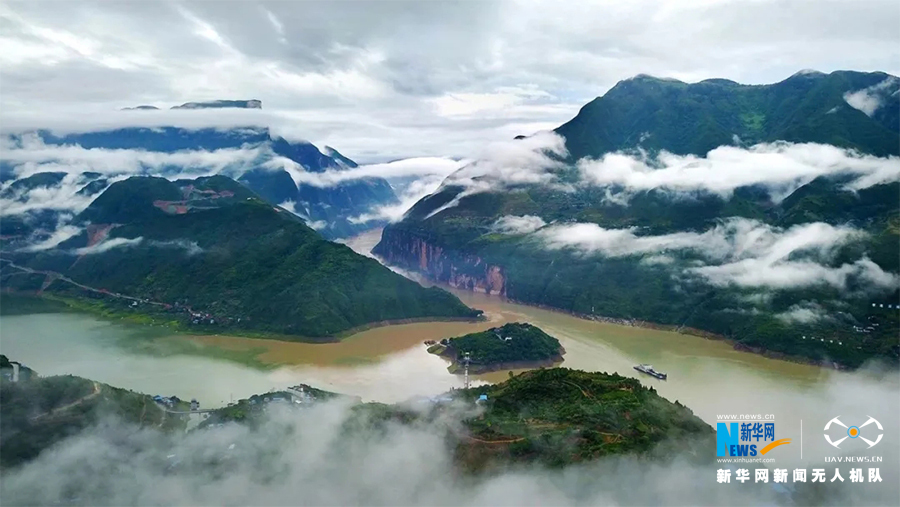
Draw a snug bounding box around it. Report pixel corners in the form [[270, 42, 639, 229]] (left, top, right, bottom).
[[1, 229, 897, 466]]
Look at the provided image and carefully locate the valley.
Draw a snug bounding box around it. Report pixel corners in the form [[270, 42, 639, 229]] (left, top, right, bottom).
[[1, 1, 899, 504]]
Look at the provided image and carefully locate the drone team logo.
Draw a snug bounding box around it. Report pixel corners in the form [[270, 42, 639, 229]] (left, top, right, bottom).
[[823, 416, 883, 449]]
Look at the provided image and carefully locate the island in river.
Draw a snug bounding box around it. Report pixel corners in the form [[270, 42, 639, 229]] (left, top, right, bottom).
[[428, 323, 565, 374]]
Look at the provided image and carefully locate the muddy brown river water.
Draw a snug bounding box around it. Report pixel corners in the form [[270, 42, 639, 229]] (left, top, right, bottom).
[[2, 228, 896, 467]]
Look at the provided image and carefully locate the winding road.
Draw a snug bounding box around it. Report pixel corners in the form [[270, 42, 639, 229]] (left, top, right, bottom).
[[29, 382, 101, 422]]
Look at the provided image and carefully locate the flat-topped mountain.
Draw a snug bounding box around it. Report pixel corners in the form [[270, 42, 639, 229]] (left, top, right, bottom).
[[172, 99, 262, 109]]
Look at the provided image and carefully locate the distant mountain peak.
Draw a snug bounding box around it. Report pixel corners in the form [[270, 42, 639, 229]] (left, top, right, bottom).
[[790, 68, 825, 78], [627, 74, 684, 83], [559, 69, 899, 159], [121, 105, 160, 111], [322, 146, 359, 169], [171, 99, 262, 110]]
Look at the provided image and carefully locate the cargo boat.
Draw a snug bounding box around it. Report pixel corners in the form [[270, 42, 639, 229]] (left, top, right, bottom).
[[634, 364, 667, 380]]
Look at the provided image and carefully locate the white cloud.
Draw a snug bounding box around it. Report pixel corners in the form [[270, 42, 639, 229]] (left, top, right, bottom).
[[491, 215, 547, 235], [2, 371, 899, 507], [17, 225, 82, 252], [277, 199, 327, 230], [263, 9, 287, 44], [267, 156, 465, 189], [689, 256, 898, 291], [0, 1, 898, 163], [430, 85, 555, 117], [577, 142, 900, 202], [146, 239, 204, 256], [0, 172, 102, 216], [776, 302, 833, 325], [2, 134, 264, 180], [536, 222, 731, 258], [843, 76, 899, 117], [425, 131, 568, 218], [74, 236, 143, 255], [349, 173, 448, 224], [536, 218, 897, 291]]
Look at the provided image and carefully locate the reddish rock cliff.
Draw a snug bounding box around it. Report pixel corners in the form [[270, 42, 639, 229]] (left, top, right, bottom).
[[374, 228, 506, 295]]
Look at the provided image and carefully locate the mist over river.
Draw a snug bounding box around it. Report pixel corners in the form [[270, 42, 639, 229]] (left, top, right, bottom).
[[1, 229, 897, 474]]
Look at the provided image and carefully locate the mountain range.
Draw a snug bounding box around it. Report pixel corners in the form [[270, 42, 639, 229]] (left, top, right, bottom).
[[1, 109, 397, 240], [1, 174, 479, 338], [1, 72, 898, 366], [374, 70, 900, 368]]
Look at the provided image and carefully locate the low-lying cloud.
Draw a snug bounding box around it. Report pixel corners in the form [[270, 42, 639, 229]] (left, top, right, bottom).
[[0, 172, 102, 216], [268, 156, 465, 189], [2, 367, 898, 507], [425, 131, 568, 218], [17, 225, 82, 252], [146, 239, 204, 256], [350, 178, 443, 224], [73, 236, 143, 255], [843, 77, 899, 117], [2, 134, 264, 181], [491, 215, 547, 235], [536, 218, 897, 292], [577, 142, 900, 202], [775, 302, 834, 325], [690, 256, 898, 292]]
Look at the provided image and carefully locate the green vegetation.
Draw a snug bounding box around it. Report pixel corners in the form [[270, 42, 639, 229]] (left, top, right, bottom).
[[557, 71, 899, 159], [378, 180, 899, 367], [2, 175, 481, 340], [459, 368, 712, 469], [203, 367, 712, 471], [375, 71, 900, 368], [294, 368, 711, 471], [0, 293, 72, 316], [0, 360, 186, 468], [0, 364, 712, 472], [433, 323, 565, 373], [201, 385, 350, 428]]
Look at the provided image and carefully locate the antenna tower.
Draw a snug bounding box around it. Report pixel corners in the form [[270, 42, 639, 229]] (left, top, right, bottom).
[[463, 352, 471, 389]]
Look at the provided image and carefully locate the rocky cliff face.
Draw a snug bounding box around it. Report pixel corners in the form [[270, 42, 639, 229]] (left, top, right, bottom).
[[373, 228, 506, 295]]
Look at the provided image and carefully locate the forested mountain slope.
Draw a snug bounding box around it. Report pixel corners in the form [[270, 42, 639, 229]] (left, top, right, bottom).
[[1, 175, 479, 338], [375, 70, 900, 368]]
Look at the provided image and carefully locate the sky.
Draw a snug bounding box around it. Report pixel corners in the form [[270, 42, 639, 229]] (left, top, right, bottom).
[[1, 0, 899, 162]]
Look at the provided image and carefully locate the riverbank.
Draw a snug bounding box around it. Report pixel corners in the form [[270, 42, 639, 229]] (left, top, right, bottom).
[[0, 290, 484, 345], [444, 354, 565, 375], [426, 322, 568, 375], [502, 296, 847, 370]]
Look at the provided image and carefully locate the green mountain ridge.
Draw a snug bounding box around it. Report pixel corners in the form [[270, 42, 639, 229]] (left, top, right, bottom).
[[374, 70, 900, 368], [429, 322, 565, 374], [0, 360, 713, 473], [557, 70, 899, 159], [204, 366, 714, 471], [1, 175, 480, 338], [0, 359, 187, 469]]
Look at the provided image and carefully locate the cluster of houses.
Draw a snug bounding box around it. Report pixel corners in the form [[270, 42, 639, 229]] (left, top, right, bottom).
[[152, 395, 179, 408], [800, 336, 845, 346], [189, 310, 217, 326], [243, 386, 318, 412], [168, 301, 245, 327], [871, 303, 898, 310], [152, 395, 200, 411], [852, 319, 879, 335]]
